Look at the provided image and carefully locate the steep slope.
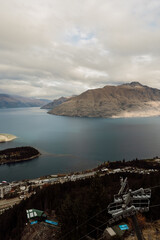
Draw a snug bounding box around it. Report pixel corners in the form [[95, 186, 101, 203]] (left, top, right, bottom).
[[41, 96, 70, 109], [49, 82, 160, 118], [0, 94, 49, 108]]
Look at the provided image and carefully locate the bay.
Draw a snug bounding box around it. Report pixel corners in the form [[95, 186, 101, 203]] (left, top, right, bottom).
[[0, 107, 160, 182]]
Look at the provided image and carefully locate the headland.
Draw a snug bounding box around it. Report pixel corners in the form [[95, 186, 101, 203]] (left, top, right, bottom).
[[0, 146, 40, 165], [0, 134, 17, 143]]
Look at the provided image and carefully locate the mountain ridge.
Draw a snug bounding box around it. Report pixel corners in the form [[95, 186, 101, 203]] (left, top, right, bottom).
[[41, 96, 71, 109], [49, 82, 160, 118]]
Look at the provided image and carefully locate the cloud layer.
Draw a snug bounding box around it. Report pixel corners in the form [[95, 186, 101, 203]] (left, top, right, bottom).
[[0, 0, 160, 99]]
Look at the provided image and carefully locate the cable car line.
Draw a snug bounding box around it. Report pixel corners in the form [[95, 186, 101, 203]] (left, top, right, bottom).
[[78, 220, 109, 240], [59, 207, 108, 240], [59, 181, 160, 240], [78, 202, 160, 240]]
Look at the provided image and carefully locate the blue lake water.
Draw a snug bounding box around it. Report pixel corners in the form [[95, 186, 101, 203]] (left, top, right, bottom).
[[0, 107, 160, 182]]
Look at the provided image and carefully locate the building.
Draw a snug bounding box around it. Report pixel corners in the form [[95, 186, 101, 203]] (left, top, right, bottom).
[[0, 183, 11, 198]]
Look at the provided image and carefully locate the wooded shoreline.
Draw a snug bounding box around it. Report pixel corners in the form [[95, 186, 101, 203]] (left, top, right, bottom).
[[0, 146, 40, 165]]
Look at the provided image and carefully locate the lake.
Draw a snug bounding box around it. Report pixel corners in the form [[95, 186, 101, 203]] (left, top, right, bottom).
[[0, 107, 160, 182]]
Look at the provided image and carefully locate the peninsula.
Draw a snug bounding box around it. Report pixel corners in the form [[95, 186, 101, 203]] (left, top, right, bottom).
[[0, 147, 40, 165], [49, 82, 160, 118], [0, 134, 17, 143]]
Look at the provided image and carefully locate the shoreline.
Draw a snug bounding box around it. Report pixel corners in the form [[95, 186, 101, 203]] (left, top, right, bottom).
[[0, 134, 17, 143], [0, 147, 41, 166], [14, 155, 160, 182], [0, 153, 41, 166]]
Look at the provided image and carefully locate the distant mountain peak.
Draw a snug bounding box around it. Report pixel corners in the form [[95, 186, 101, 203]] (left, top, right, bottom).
[[123, 81, 143, 87]]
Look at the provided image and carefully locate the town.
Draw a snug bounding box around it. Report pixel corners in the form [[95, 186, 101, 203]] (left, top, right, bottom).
[[0, 160, 159, 215]]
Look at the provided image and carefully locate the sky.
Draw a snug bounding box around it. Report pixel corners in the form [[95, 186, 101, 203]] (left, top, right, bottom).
[[0, 0, 160, 99]]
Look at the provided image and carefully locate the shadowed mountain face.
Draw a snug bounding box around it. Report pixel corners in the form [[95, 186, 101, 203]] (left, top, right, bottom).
[[49, 82, 160, 118], [0, 94, 49, 108], [41, 97, 70, 109]]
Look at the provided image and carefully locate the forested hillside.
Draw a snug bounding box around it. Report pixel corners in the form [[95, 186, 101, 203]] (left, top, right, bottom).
[[0, 172, 160, 240]]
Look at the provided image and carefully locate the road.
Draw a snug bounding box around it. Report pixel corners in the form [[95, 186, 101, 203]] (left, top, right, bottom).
[[0, 197, 21, 210]]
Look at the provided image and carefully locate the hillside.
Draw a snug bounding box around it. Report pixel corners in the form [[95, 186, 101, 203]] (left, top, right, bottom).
[[49, 82, 160, 118], [1, 168, 160, 240], [0, 94, 49, 108], [41, 96, 70, 109]]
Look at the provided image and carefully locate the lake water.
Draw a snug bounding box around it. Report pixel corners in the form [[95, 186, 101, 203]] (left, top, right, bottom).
[[0, 107, 160, 182]]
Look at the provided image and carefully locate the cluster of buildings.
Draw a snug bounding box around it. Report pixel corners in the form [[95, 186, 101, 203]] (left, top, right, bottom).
[[28, 171, 96, 187], [99, 166, 158, 175], [0, 166, 158, 200], [0, 172, 97, 201], [0, 180, 28, 199], [0, 165, 158, 215]]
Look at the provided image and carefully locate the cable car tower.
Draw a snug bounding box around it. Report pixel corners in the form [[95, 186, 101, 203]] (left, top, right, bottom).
[[108, 177, 151, 240]]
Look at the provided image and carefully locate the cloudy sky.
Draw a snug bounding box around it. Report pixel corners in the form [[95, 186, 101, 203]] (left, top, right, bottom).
[[0, 0, 160, 99]]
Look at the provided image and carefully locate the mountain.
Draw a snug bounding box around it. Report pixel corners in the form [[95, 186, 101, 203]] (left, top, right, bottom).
[[0, 94, 49, 108], [49, 82, 160, 118], [41, 96, 70, 109]]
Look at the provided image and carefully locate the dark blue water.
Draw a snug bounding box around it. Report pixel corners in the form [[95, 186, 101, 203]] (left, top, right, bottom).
[[0, 108, 160, 181]]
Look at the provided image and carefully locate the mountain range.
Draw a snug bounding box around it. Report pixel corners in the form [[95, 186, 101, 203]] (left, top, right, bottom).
[[0, 94, 49, 108], [49, 82, 160, 118]]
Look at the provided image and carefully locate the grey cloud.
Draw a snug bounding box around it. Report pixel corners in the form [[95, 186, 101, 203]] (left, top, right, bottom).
[[0, 0, 160, 99]]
